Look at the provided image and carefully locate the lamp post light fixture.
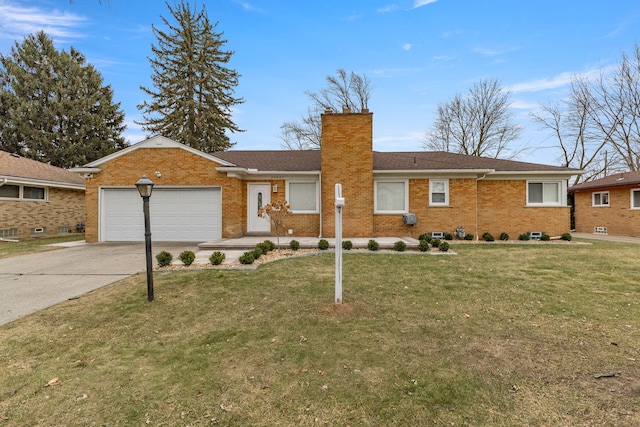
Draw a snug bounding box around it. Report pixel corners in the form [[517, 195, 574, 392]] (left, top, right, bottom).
[[135, 175, 155, 302]]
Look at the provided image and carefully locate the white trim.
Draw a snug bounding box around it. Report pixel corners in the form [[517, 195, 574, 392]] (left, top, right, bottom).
[[85, 135, 236, 167], [374, 179, 408, 214], [0, 175, 84, 190], [429, 178, 450, 206], [592, 191, 610, 207], [526, 180, 567, 206], [286, 180, 319, 214]]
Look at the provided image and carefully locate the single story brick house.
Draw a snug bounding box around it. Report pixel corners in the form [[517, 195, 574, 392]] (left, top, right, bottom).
[[0, 150, 85, 240], [73, 109, 580, 243], [569, 171, 640, 237]]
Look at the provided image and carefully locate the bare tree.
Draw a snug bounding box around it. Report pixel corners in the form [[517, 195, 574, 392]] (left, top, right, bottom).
[[531, 78, 612, 185], [533, 45, 640, 183], [588, 45, 640, 172], [279, 69, 373, 150], [422, 78, 523, 158]]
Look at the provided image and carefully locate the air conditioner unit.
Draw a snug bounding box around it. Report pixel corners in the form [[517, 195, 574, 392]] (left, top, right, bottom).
[[403, 213, 417, 225], [594, 226, 607, 234]]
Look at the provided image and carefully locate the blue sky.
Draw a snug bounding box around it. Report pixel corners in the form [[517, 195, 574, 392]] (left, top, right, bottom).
[[1, 0, 640, 165]]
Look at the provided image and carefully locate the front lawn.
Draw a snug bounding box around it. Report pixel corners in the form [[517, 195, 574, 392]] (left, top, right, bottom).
[[0, 240, 639, 426], [0, 234, 84, 259]]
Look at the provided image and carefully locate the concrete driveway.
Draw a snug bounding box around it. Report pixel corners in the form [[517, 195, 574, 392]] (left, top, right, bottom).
[[0, 242, 205, 326]]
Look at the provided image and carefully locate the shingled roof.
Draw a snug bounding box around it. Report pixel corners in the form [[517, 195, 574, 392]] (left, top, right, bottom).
[[0, 151, 85, 187], [569, 171, 640, 191], [214, 149, 578, 173]]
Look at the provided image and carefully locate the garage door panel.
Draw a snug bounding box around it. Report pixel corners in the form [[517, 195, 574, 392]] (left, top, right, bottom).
[[101, 188, 221, 242]]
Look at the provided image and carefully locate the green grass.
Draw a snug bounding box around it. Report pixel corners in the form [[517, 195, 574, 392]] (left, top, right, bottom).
[[0, 234, 84, 259], [1, 240, 639, 426]]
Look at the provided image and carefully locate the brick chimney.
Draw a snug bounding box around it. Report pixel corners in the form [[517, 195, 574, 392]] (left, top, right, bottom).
[[321, 109, 374, 237]]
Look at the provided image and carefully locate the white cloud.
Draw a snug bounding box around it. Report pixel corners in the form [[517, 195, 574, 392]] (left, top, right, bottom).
[[402, 43, 412, 51], [412, 0, 438, 9], [474, 46, 520, 56], [0, 3, 87, 41], [377, 4, 398, 13], [507, 73, 573, 93], [235, 1, 265, 13]]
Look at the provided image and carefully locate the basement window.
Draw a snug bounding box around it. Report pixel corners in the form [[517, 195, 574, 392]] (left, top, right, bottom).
[[592, 191, 609, 207]]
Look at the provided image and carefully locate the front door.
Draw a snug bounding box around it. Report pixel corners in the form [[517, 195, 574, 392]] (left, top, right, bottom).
[[247, 183, 272, 234]]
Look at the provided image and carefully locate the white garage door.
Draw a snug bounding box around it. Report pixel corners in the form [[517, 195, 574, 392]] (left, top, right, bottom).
[[101, 188, 221, 242]]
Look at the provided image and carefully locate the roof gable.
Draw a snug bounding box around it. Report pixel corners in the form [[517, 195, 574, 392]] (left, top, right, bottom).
[[0, 151, 85, 187], [84, 135, 236, 167]]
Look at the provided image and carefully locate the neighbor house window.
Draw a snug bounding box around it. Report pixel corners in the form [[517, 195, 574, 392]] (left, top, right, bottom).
[[631, 189, 640, 209], [0, 184, 45, 200], [375, 180, 407, 213], [287, 181, 318, 213], [429, 179, 449, 206], [592, 191, 609, 207], [527, 181, 564, 206]]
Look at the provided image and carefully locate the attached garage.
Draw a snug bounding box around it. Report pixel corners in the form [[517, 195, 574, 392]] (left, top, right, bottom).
[[100, 187, 221, 242]]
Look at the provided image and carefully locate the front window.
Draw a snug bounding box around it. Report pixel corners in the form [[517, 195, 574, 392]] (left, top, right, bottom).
[[592, 191, 609, 207], [631, 189, 640, 209], [527, 181, 564, 206], [287, 181, 318, 213], [0, 184, 46, 200], [429, 179, 449, 206], [375, 180, 407, 213], [0, 184, 20, 199]]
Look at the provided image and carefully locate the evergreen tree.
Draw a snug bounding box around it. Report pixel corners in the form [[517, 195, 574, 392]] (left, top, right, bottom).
[[0, 31, 127, 168], [137, 1, 243, 152]]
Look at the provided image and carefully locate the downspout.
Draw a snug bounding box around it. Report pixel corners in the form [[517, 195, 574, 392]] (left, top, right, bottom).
[[475, 174, 487, 241], [0, 178, 7, 187], [318, 172, 323, 238]]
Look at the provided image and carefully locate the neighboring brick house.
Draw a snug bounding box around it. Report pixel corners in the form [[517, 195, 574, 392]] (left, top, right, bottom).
[[0, 150, 85, 240], [569, 171, 640, 237], [74, 109, 580, 243]]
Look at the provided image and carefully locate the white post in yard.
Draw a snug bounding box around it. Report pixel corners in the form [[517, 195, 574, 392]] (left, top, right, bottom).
[[335, 183, 345, 304]]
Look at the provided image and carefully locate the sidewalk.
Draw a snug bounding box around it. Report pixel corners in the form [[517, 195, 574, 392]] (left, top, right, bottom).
[[571, 232, 640, 244]]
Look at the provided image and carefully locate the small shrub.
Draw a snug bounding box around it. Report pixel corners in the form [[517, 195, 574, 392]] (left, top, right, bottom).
[[252, 247, 262, 260], [318, 239, 330, 250], [499, 232, 509, 241], [464, 233, 474, 241], [482, 232, 495, 242], [561, 232, 572, 241], [263, 240, 276, 251], [256, 242, 269, 255], [439, 241, 450, 252], [179, 250, 196, 266], [393, 241, 406, 252], [239, 251, 255, 265], [444, 232, 453, 241], [290, 239, 300, 251], [418, 233, 431, 241], [209, 251, 225, 265], [367, 239, 379, 251], [418, 239, 431, 252], [541, 233, 551, 241], [342, 240, 353, 250], [431, 238, 441, 248], [155, 251, 173, 267], [518, 233, 530, 241]]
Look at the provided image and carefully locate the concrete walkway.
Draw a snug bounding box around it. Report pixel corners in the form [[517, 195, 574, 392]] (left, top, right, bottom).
[[571, 232, 640, 244]]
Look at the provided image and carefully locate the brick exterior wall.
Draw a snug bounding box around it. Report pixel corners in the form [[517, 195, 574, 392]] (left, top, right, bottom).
[[321, 110, 374, 237], [574, 186, 640, 237], [84, 147, 244, 242], [478, 179, 571, 238], [0, 187, 84, 239]]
